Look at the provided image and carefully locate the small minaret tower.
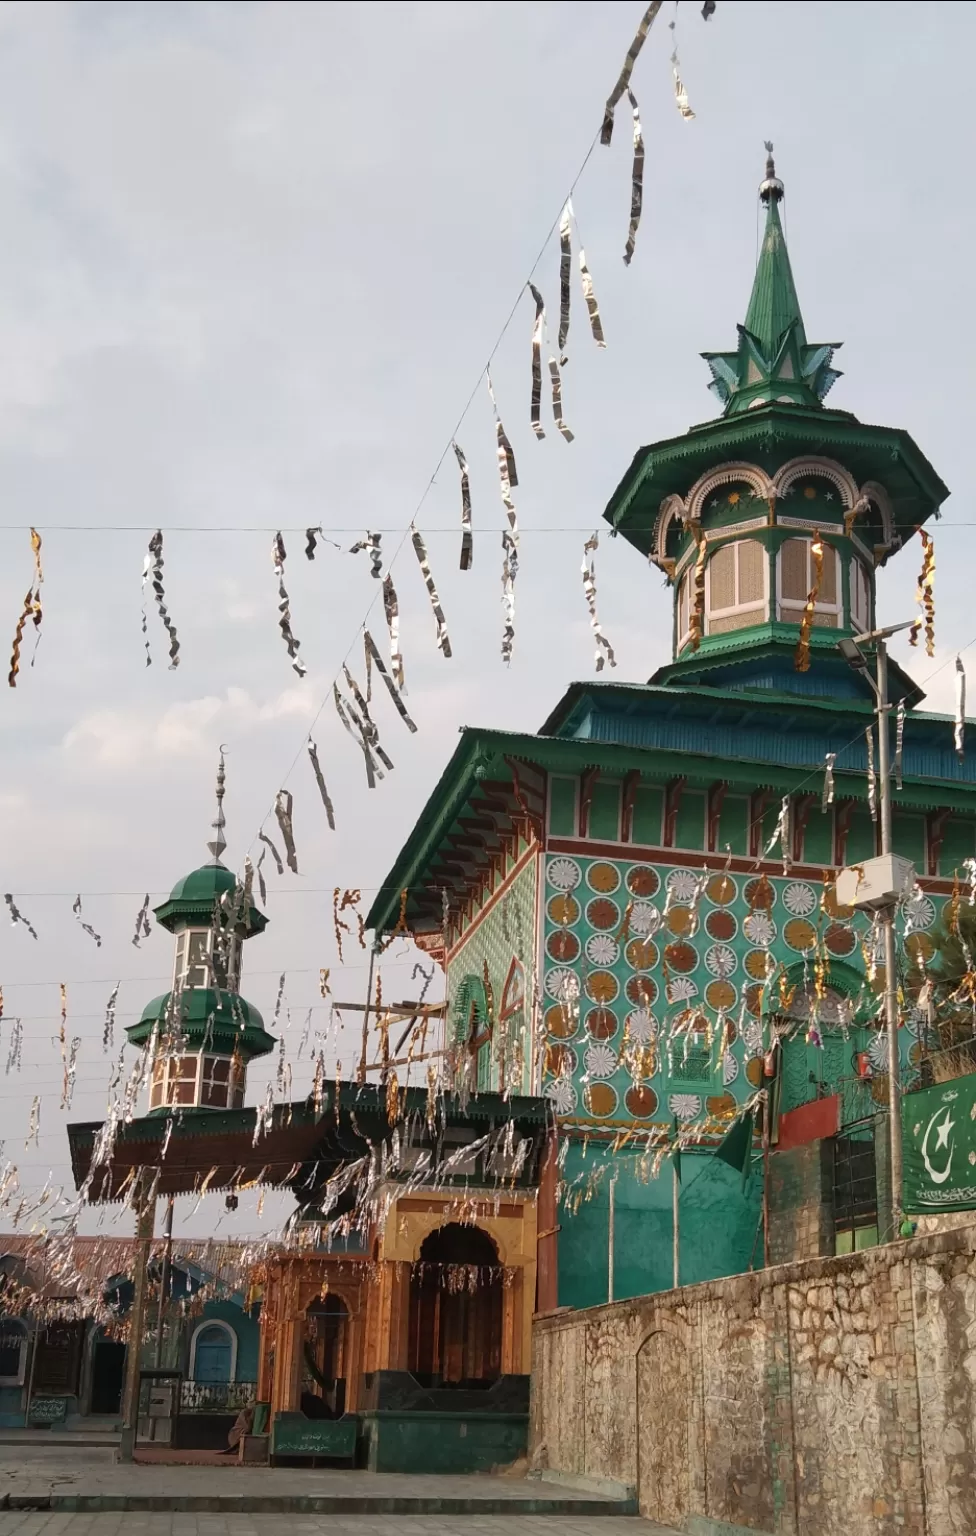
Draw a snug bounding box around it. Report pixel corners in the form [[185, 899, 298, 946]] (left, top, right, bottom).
[[127, 751, 275, 1113]]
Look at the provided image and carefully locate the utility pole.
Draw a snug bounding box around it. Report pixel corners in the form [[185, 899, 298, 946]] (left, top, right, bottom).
[[874, 638, 904, 1227], [119, 1174, 157, 1463], [153, 1195, 174, 1369]]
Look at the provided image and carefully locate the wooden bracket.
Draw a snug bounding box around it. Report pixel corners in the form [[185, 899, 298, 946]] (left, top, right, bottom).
[[706, 781, 727, 853], [621, 771, 641, 844], [748, 788, 773, 860], [664, 776, 687, 848], [791, 793, 818, 865], [833, 798, 856, 868], [926, 807, 952, 877], [579, 766, 600, 838]]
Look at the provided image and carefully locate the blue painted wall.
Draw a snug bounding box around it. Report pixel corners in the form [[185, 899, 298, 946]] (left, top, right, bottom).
[[191, 1299, 260, 1382]]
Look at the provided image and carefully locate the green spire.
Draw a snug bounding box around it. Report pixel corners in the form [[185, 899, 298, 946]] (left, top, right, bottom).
[[702, 145, 842, 417]]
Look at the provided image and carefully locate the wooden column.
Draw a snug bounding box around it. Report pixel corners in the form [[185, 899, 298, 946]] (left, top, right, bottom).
[[118, 1180, 156, 1462], [535, 1128, 559, 1315]]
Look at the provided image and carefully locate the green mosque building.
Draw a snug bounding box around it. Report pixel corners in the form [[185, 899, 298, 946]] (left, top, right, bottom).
[[367, 152, 970, 1309]]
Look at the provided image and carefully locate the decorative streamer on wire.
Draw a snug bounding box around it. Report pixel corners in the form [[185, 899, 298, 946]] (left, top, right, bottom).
[[4, 895, 37, 942], [343, 661, 394, 771], [306, 740, 336, 831], [668, 20, 696, 120], [8, 529, 43, 688], [908, 530, 935, 657], [894, 701, 905, 790], [528, 284, 546, 439], [865, 727, 878, 822], [453, 443, 473, 572], [25, 1097, 39, 1149], [103, 982, 120, 1052], [255, 848, 268, 906], [600, 1, 663, 144], [365, 631, 417, 733], [131, 894, 152, 948], [61, 1036, 81, 1111], [623, 92, 645, 266], [687, 529, 707, 651], [763, 796, 792, 873], [410, 525, 452, 658], [558, 202, 572, 362], [305, 527, 322, 560], [581, 533, 617, 672], [6, 1018, 22, 1075], [702, 0, 716, 16], [794, 531, 824, 672], [72, 895, 102, 949], [333, 682, 382, 788], [382, 573, 405, 689], [822, 752, 836, 812], [955, 655, 967, 762], [272, 532, 307, 677], [548, 356, 574, 442], [487, 372, 520, 664], [274, 791, 299, 874], [145, 531, 181, 669], [349, 532, 383, 579], [259, 829, 285, 878]]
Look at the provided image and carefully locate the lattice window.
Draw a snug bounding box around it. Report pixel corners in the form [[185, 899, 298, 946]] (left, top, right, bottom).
[[705, 539, 767, 635], [850, 558, 871, 634], [777, 538, 842, 628]]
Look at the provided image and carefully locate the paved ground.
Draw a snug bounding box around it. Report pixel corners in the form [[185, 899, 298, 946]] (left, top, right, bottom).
[[0, 1519, 670, 1535]]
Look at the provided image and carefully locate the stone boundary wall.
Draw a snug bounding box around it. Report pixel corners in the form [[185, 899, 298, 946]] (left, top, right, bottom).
[[530, 1224, 976, 1535]]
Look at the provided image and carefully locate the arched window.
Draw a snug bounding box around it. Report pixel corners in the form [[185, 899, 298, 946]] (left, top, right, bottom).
[[676, 566, 693, 649], [777, 538, 841, 627], [0, 1319, 27, 1386], [189, 1320, 237, 1384], [849, 558, 871, 634], [408, 1225, 503, 1386], [705, 539, 767, 635]]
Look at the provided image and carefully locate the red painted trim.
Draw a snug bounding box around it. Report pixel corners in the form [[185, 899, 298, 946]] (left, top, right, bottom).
[[446, 843, 540, 964], [776, 1095, 840, 1151]]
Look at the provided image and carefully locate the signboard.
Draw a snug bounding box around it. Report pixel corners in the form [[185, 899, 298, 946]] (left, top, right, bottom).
[[903, 1071, 976, 1214], [29, 1396, 67, 1425]]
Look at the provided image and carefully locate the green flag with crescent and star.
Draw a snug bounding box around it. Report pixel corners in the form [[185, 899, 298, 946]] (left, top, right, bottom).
[[903, 1071, 976, 1214]]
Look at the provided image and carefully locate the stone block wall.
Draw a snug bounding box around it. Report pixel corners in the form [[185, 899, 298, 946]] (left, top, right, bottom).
[[531, 1222, 976, 1535]]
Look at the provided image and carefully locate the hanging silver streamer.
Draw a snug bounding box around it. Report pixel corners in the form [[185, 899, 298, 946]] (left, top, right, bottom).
[[103, 981, 120, 1052], [600, 1, 663, 144], [305, 527, 322, 560], [273, 972, 286, 1028], [333, 683, 380, 788], [5, 1018, 22, 1074], [259, 828, 285, 877], [822, 752, 836, 812], [581, 533, 617, 672], [61, 1037, 81, 1110], [487, 372, 520, 665], [528, 284, 546, 439], [72, 894, 102, 948], [25, 1096, 39, 1149], [140, 550, 152, 666], [894, 701, 905, 790], [146, 531, 181, 669], [623, 91, 645, 267], [272, 532, 307, 678], [548, 357, 574, 442], [4, 895, 37, 942], [410, 525, 452, 658], [365, 631, 417, 733], [382, 573, 405, 689], [343, 662, 394, 771], [702, 0, 716, 16], [558, 201, 572, 363], [454, 443, 473, 572], [349, 532, 383, 579], [762, 796, 792, 872], [307, 740, 336, 830], [255, 848, 268, 907], [668, 21, 696, 120], [866, 727, 878, 822], [956, 655, 967, 762], [131, 893, 152, 948], [274, 790, 299, 874]]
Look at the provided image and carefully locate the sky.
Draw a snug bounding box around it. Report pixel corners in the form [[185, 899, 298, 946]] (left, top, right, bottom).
[[0, 0, 974, 1241]]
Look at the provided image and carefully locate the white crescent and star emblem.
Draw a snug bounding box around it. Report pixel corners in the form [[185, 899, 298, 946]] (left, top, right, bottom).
[[921, 1106, 956, 1185]]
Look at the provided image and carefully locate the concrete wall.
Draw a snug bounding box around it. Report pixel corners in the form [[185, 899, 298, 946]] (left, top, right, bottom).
[[767, 1141, 833, 1267], [531, 1222, 976, 1536]]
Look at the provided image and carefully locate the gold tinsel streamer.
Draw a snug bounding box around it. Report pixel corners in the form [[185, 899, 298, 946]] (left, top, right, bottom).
[[793, 530, 824, 672], [908, 529, 935, 657], [8, 528, 43, 689], [687, 528, 707, 651]]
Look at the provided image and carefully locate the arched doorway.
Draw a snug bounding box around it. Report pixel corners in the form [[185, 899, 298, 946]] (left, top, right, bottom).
[[302, 1294, 349, 1418], [190, 1322, 236, 1384], [89, 1330, 126, 1416], [408, 1224, 503, 1387]]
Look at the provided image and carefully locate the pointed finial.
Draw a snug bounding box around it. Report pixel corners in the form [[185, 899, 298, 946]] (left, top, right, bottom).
[[759, 140, 784, 205], [206, 746, 228, 864]]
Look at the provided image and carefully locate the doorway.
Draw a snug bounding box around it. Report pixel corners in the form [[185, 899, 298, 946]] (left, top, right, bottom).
[[89, 1336, 126, 1416], [302, 1294, 349, 1418], [408, 1223, 503, 1387]]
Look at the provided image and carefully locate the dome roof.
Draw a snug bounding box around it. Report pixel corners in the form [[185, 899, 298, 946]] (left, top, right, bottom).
[[127, 988, 273, 1057], [167, 863, 237, 904], [153, 861, 268, 936]]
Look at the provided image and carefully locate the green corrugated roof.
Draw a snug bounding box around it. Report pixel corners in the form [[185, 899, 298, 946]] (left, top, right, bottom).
[[744, 197, 804, 355]]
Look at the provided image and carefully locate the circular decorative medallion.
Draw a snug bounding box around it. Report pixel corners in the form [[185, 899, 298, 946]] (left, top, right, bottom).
[[743, 911, 776, 948], [669, 1092, 702, 1122], [629, 901, 662, 938], [545, 1043, 577, 1078], [584, 1043, 618, 1079], [825, 922, 857, 958], [626, 1084, 658, 1118], [584, 1082, 618, 1117], [627, 864, 660, 898], [745, 949, 774, 980], [664, 941, 698, 974], [586, 897, 620, 932], [707, 1092, 737, 1120], [666, 869, 701, 903], [626, 974, 658, 1008], [585, 933, 620, 967], [545, 1002, 578, 1039], [867, 1032, 889, 1072], [587, 860, 621, 894], [904, 932, 936, 967], [822, 881, 854, 920], [625, 1008, 658, 1044], [745, 876, 776, 911], [784, 918, 817, 953], [625, 936, 659, 971], [705, 908, 737, 942], [745, 983, 765, 1017], [547, 893, 579, 926], [722, 1050, 739, 1087], [745, 1056, 764, 1087], [547, 857, 581, 892], [585, 969, 619, 1004], [705, 979, 737, 1012], [904, 892, 936, 931], [666, 905, 696, 937], [544, 968, 580, 1003], [544, 1079, 578, 1114], [666, 977, 699, 1004], [706, 873, 737, 906], [705, 944, 737, 979], [546, 929, 580, 964], [586, 1007, 618, 1040], [783, 881, 817, 917]]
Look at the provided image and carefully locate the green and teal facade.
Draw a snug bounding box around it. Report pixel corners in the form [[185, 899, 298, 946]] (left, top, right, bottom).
[[367, 154, 973, 1309]]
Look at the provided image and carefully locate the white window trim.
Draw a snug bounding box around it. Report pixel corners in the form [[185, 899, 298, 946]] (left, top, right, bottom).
[[149, 1053, 203, 1111], [0, 1319, 28, 1387], [849, 557, 871, 634], [777, 539, 843, 627], [188, 1319, 238, 1384], [705, 539, 768, 634], [174, 928, 212, 992]]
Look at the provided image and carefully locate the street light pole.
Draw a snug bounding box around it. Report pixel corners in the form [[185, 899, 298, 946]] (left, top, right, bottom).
[[873, 639, 903, 1232]]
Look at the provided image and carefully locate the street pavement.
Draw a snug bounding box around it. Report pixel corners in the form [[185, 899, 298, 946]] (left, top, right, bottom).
[[0, 1517, 672, 1534]]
